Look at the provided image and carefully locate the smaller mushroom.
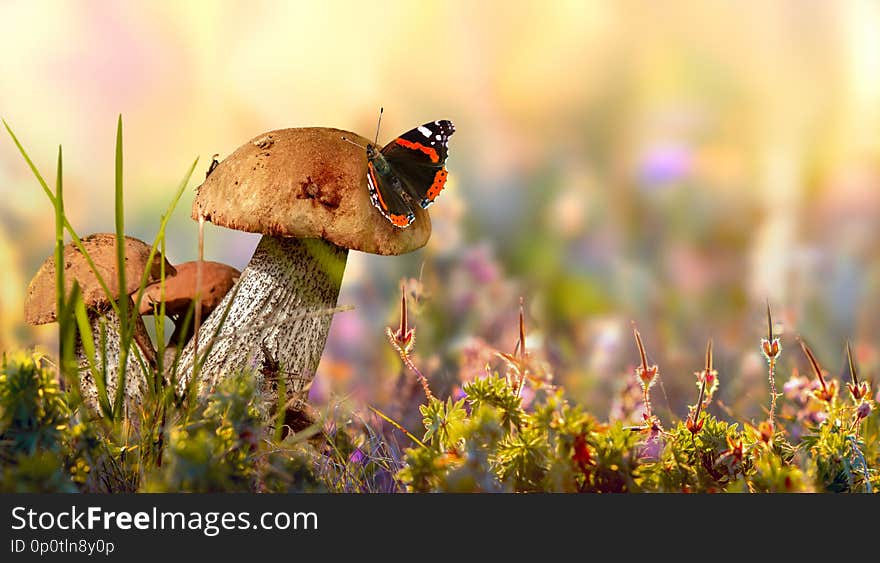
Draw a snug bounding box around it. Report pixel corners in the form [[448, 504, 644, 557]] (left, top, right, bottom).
[[138, 260, 240, 365], [24, 233, 175, 416]]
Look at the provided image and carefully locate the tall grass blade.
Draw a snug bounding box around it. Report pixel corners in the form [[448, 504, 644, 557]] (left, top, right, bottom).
[[54, 145, 66, 374], [73, 288, 112, 418], [113, 115, 129, 419], [127, 157, 199, 332], [368, 405, 427, 449], [3, 119, 119, 317]]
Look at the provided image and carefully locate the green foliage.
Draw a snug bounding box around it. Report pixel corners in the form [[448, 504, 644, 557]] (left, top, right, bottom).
[[0, 357, 331, 493], [800, 410, 875, 493], [395, 367, 878, 492], [420, 396, 468, 449], [0, 353, 68, 459], [462, 374, 523, 430]]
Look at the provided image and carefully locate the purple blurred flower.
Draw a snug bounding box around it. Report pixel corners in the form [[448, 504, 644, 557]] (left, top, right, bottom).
[[808, 410, 828, 426], [332, 312, 365, 342], [307, 376, 329, 405], [348, 447, 367, 465], [638, 142, 693, 186], [783, 375, 809, 399], [462, 244, 500, 284], [639, 431, 664, 461], [452, 385, 467, 402]]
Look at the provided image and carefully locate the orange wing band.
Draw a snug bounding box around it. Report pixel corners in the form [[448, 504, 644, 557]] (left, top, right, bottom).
[[394, 138, 440, 163], [425, 168, 448, 202]]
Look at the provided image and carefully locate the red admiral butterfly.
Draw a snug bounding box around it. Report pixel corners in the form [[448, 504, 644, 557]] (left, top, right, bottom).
[[353, 111, 455, 228]]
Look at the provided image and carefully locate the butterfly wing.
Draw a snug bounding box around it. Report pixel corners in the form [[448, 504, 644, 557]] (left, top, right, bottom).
[[367, 161, 415, 228], [381, 120, 454, 208]]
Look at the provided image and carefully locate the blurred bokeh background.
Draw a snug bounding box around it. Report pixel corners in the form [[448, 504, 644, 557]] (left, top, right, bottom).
[[3, 1, 880, 427]]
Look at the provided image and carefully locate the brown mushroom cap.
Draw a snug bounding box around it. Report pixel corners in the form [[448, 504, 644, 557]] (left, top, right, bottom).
[[138, 260, 240, 317], [24, 233, 177, 325], [191, 128, 431, 255]]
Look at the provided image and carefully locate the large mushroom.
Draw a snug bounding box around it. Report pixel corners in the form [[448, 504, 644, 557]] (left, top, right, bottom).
[[24, 233, 175, 415], [138, 260, 240, 365], [176, 128, 430, 419]]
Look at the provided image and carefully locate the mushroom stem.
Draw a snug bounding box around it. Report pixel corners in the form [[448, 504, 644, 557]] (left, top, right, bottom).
[[77, 296, 156, 418], [176, 235, 347, 416]]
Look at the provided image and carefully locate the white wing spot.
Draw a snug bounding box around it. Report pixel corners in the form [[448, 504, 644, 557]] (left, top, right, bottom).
[[418, 126, 432, 137], [435, 135, 442, 140]]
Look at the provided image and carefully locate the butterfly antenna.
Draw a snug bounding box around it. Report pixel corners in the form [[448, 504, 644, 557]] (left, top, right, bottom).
[[374, 107, 384, 145], [340, 136, 367, 149]]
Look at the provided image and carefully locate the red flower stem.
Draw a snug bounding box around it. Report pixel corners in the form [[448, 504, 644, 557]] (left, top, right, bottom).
[[768, 357, 777, 430], [516, 298, 527, 397], [401, 351, 434, 402]]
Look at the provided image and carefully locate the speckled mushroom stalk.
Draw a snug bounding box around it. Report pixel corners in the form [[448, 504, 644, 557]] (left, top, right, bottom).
[[178, 237, 347, 406], [24, 234, 175, 417], [75, 299, 157, 413], [175, 128, 430, 421]]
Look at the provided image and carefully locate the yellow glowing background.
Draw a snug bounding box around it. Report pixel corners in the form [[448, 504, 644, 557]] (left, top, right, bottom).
[[3, 1, 880, 417]]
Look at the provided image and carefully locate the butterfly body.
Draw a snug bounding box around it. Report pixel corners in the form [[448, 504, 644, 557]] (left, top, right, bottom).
[[365, 119, 454, 228]]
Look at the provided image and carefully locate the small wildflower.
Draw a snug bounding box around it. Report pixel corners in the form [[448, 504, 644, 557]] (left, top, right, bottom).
[[715, 434, 745, 474], [686, 408, 704, 435], [687, 339, 713, 436], [633, 328, 658, 389], [849, 381, 871, 403], [761, 338, 781, 362], [763, 303, 781, 429], [386, 282, 433, 401], [572, 434, 594, 472], [850, 398, 875, 434], [637, 363, 658, 388], [800, 339, 837, 404], [855, 400, 874, 422], [387, 284, 415, 354], [695, 368, 719, 407], [762, 303, 781, 361], [757, 420, 773, 444], [845, 342, 870, 402], [632, 327, 661, 427]]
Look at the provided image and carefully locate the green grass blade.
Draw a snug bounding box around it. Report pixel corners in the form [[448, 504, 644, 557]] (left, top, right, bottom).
[[127, 157, 199, 331], [154, 237, 168, 390], [98, 320, 113, 419], [54, 145, 65, 372], [114, 115, 129, 419], [368, 405, 427, 449], [3, 119, 120, 317], [59, 286, 79, 404], [167, 304, 194, 393], [74, 288, 113, 418]]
